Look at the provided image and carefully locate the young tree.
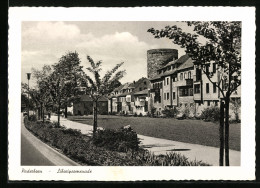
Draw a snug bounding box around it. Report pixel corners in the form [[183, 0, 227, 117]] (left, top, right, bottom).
[[148, 21, 241, 166], [52, 51, 84, 118], [83, 55, 125, 134], [31, 65, 53, 122]]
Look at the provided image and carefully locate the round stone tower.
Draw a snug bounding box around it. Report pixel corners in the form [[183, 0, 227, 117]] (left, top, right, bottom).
[[147, 49, 178, 79]]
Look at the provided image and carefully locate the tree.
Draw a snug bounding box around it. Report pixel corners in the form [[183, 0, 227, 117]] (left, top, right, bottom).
[[52, 51, 84, 118], [31, 65, 53, 122], [82, 55, 125, 134], [148, 21, 241, 166]]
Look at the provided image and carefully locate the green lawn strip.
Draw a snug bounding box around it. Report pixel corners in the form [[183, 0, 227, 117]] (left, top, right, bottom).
[[24, 119, 210, 166], [68, 115, 240, 151]]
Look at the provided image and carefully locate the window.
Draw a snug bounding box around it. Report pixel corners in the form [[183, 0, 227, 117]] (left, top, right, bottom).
[[213, 63, 216, 73], [144, 81, 146, 85], [189, 88, 193, 96], [206, 83, 209, 93], [213, 83, 217, 93], [160, 82, 162, 88], [194, 84, 200, 94], [180, 73, 183, 80], [190, 103, 193, 107], [180, 103, 182, 107], [167, 78, 169, 85], [164, 93, 166, 100], [167, 92, 169, 100], [139, 87, 142, 91], [215, 101, 218, 106], [207, 101, 210, 106], [184, 72, 187, 79], [188, 71, 191, 79], [172, 92, 176, 100]]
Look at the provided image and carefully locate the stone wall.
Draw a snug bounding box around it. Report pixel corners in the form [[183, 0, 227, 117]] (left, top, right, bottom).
[[147, 49, 178, 79]]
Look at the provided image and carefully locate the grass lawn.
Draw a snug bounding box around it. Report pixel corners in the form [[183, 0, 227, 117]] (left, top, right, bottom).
[[68, 115, 240, 151]]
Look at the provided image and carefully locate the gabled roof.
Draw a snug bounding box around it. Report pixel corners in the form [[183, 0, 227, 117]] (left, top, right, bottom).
[[121, 82, 131, 90], [175, 54, 190, 64], [113, 84, 125, 92], [134, 89, 149, 95], [118, 92, 132, 97], [177, 57, 194, 71], [80, 94, 108, 102]]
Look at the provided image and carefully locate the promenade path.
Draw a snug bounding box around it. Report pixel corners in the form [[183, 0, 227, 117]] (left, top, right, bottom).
[[50, 115, 240, 166]]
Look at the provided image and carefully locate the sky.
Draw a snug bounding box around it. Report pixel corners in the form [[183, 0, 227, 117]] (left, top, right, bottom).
[[21, 21, 199, 86]]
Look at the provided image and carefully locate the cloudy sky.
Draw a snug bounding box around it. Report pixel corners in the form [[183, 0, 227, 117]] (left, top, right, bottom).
[[22, 21, 197, 85]]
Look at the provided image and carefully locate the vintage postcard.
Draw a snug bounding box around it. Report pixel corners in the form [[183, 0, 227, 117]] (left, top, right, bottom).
[[8, 7, 255, 181]]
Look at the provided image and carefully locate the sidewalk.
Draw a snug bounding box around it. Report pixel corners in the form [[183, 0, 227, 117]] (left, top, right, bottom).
[[50, 115, 240, 166]]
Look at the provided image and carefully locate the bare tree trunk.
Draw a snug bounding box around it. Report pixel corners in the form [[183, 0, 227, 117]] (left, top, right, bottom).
[[58, 104, 60, 126], [219, 101, 225, 166], [65, 104, 68, 118], [38, 107, 41, 120], [225, 98, 230, 166], [40, 104, 43, 120], [43, 107, 45, 123], [93, 100, 98, 134]]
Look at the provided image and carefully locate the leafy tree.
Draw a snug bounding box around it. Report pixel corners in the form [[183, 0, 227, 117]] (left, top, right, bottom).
[[82, 55, 125, 134], [52, 51, 84, 118], [148, 21, 241, 166], [31, 65, 53, 122]]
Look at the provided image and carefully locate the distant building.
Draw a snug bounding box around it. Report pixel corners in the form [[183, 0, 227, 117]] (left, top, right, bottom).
[[73, 94, 108, 115], [108, 77, 151, 115]]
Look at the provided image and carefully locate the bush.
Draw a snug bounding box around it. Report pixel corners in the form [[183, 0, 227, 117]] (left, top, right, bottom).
[[138, 113, 143, 117], [67, 111, 73, 116], [28, 114, 37, 122], [128, 150, 210, 166], [162, 108, 178, 118], [92, 125, 140, 152], [200, 106, 220, 122], [109, 111, 117, 115], [134, 112, 137, 117]]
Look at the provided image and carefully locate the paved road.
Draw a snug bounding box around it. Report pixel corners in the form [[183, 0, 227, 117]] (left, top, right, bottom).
[[51, 115, 240, 166], [21, 117, 80, 166]]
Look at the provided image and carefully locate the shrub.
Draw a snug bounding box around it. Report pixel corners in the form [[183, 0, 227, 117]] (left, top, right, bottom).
[[92, 125, 140, 152], [138, 113, 143, 117], [200, 106, 220, 122], [134, 112, 137, 117], [28, 114, 37, 122], [162, 108, 178, 118], [150, 107, 157, 118], [67, 111, 73, 116], [128, 150, 210, 166], [182, 108, 190, 118], [109, 111, 117, 115]]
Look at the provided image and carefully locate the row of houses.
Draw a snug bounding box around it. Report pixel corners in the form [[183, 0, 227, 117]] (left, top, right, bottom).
[[73, 48, 241, 118]]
